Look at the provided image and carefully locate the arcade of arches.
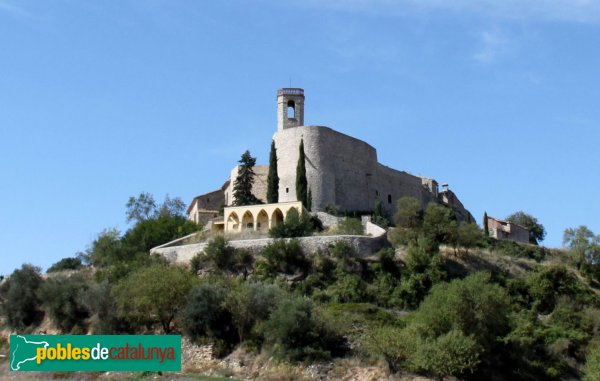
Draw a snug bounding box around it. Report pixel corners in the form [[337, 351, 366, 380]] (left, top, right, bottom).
[[218, 201, 305, 233]]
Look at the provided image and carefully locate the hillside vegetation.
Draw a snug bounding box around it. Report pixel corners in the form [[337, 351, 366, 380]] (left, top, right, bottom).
[[1, 194, 600, 381]]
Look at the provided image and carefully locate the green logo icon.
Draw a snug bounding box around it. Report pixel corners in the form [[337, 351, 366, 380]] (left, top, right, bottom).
[[10, 335, 181, 372]]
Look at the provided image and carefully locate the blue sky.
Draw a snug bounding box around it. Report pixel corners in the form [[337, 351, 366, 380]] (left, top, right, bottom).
[[1, 0, 599, 275]]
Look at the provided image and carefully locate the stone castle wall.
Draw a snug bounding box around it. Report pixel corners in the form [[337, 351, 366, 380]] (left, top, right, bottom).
[[272, 125, 472, 221], [273, 125, 378, 212]]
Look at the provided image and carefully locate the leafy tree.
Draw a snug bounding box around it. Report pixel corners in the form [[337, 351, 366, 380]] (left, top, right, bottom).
[[422, 203, 454, 244], [0, 264, 43, 329], [413, 272, 510, 355], [506, 211, 546, 245], [83, 281, 130, 334], [182, 283, 236, 350], [120, 214, 199, 257], [190, 236, 253, 276], [225, 281, 283, 342], [296, 139, 308, 208], [47, 256, 84, 273], [396, 236, 445, 308], [233, 150, 260, 206], [447, 222, 482, 255], [112, 263, 196, 333], [38, 273, 91, 333], [563, 225, 600, 272], [392, 197, 423, 245], [156, 194, 186, 218], [394, 196, 422, 230], [126, 192, 156, 223], [260, 297, 337, 361], [87, 228, 123, 267], [526, 265, 595, 314], [266, 140, 279, 204], [255, 238, 309, 277]]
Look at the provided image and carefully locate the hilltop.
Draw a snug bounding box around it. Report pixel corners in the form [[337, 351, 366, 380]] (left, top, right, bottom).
[[1, 194, 600, 381]]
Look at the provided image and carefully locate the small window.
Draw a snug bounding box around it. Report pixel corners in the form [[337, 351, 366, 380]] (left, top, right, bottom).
[[375, 190, 379, 196], [286, 187, 289, 193], [206, 197, 210, 203], [388, 194, 392, 204]]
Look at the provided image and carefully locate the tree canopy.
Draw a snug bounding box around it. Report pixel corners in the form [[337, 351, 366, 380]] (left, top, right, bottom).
[[266, 140, 279, 204], [232, 150, 260, 206], [506, 211, 546, 245], [296, 139, 308, 209]]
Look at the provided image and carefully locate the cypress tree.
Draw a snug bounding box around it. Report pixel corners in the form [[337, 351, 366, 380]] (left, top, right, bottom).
[[307, 187, 312, 212], [296, 139, 308, 208], [266, 140, 279, 204], [374, 199, 383, 219], [483, 212, 489, 236], [232, 150, 259, 206]]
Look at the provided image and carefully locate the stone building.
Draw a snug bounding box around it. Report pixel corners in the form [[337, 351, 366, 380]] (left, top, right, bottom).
[[486, 216, 530, 244], [188, 88, 474, 227]]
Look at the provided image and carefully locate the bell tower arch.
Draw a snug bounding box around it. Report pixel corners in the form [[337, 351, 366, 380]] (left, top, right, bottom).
[[277, 88, 304, 131]]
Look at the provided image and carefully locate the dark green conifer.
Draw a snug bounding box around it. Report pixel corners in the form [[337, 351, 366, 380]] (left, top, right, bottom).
[[232, 150, 259, 206], [483, 212, 489, 236], [266, 141, 279, 204], [296, 139, 308, 208]]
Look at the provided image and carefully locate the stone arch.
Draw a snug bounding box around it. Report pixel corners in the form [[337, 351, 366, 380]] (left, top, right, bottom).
[[242, 210, 254, 231], [271, 208, 284, 227], [256, 209, 269, 231], [226, 211, 240, 232]]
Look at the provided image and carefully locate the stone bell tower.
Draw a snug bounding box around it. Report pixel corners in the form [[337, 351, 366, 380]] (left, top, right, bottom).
[[277, 88, 304, 131]]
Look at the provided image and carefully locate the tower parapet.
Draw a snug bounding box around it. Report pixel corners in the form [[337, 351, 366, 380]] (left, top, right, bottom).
[[277, 88, 304, 131]]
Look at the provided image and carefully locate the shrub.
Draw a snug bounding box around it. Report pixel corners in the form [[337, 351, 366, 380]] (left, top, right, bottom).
[[0, 264, 43, 329], [409, 329, 482, 378], [47, 257, 84, 273], [83, 281, 130, 334], [366, 325, 414, 372], [326, 273, 368, 303], [413, 272, 510, 354], [225, 281, 283, 342], [526, 265, 596, 314], [260, 297, 338, 361], [396, 236, 445, 309], [112, 264, 196, 333], [367, 272, 401, 307], [38, 273, 91, 333], [337, 218, 364, 235], [182, 283, 236, 351], [191, 236, 253, 275], [422, 203, 454, 244], [256, 239, 309, 277], [269, 208, 317, 238], [584, 345, 600, 381]]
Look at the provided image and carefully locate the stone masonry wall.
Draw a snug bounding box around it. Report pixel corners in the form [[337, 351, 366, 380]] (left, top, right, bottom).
[[151, 222, 389, 265]]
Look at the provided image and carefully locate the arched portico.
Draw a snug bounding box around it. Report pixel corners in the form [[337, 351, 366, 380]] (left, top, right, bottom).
[[256, 209, 269, 231], [222, 201, 306, 234]]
